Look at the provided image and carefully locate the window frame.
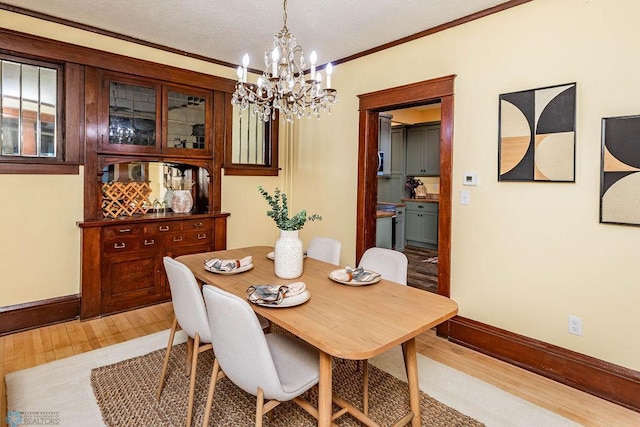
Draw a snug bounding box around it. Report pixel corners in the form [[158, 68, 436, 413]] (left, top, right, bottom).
[[0, 38, 81, 174], [223, 94, 279, 176]]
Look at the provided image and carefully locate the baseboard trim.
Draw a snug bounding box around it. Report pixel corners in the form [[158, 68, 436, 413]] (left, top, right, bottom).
[[448, 316, 640, 412], [0, 295, 80, 336]]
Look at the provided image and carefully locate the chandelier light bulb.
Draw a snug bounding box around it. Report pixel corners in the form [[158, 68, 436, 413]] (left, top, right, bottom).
[[271, 48, 280, 77], [236, 66, 243, 82], [310, 50, 317, 81], [242, 53, 250, 83], [326, 63, 333, 89]]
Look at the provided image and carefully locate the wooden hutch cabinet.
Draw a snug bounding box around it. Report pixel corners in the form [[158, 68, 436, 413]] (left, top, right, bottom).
[[78, 67, 233, 319]]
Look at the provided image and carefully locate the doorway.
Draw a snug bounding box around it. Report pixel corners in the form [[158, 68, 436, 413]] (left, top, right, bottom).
[[355, 75, 455, 298]]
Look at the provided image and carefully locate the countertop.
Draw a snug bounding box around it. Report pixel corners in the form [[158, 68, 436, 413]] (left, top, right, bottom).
[[376, 211, 396, 219], [402, 197, 439, 204], [377, 201, 406, 208]]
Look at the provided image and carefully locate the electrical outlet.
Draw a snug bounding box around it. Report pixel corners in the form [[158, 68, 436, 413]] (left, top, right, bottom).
[[568, 315, 582, 336]]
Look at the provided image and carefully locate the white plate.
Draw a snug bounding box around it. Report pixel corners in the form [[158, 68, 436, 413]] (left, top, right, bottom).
[[254, 290, 311, 308], [204, 263, 253, 275], [328, 269, 381, 286], [267, 251, 307, 260]]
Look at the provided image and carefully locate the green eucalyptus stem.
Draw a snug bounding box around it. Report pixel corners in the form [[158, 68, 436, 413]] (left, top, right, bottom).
[[258, 186, 322, 231]]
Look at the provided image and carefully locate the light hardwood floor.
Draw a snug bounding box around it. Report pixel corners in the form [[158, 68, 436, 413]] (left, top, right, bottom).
[[2, 302, 638, 427]]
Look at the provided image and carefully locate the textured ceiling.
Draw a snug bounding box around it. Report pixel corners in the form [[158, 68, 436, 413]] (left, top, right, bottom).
[[1, 0, 513, 69]]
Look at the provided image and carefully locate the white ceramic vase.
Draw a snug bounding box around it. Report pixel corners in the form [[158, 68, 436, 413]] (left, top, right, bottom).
[[171, 190, 193, 213], [274, 229, 303, 279]]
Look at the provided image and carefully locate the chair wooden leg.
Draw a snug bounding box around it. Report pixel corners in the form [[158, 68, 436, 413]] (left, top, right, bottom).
[[202, 358, 220, 427], [186, 333, 201, 427], [256, 387, 265, 427], [156, 317, 178, 401], [363, 359, 369, 416], [185, 336, 194, 375]]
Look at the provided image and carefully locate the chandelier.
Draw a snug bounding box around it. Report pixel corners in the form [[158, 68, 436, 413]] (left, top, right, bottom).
[[231, 0, 337, 122]]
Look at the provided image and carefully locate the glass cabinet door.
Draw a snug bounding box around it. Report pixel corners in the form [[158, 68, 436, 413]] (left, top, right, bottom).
[[100, 74, 161, 154], [162, 85, 211, 156]]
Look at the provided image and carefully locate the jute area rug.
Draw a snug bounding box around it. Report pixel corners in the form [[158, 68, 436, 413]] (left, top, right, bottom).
[[91, 342, 484, 427]]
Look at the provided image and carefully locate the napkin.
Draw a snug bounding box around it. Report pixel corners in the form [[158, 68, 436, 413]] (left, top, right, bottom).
[[247, 282, 306, 305], [333, 266, 380, 282], [204, 255, 252, 272]]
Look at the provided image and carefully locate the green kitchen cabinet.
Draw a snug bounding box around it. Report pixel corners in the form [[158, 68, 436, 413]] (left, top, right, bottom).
[[405, 201, 438, 249], [405, 123, 440, 176]]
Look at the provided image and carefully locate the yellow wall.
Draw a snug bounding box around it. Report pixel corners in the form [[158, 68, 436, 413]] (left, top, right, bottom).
[[1, 0, 639, 371], [291, 0, 640, 370]]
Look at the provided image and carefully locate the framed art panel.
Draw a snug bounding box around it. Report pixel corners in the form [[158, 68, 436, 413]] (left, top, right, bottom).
[[498, 82, 576, 182], [600, 115, 640, 225]]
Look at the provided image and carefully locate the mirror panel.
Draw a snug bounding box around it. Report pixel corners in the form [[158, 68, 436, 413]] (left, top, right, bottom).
[[101, 161, 209, 215]]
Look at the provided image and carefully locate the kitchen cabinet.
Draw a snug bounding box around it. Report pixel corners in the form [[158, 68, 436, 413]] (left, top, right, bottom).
[[394, 206, 405, 251], [378, 114, 392, 176], [405, 123, 440, 176], [376, 216, 394, 249], [405, 201, 438, 249], [378, 125, 406, 203]]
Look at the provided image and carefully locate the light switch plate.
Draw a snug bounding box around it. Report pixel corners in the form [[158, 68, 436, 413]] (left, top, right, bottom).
[[460, 190, 470, 205], [463, 172, 478, 186]]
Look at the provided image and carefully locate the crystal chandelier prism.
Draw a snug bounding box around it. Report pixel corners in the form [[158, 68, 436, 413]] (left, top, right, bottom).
[[231, 0, 337, 123]]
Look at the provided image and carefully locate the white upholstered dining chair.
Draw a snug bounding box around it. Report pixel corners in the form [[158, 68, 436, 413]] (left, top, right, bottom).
[[306, 236, 342, 265], [158, 256, 213, 427], [201, 284, 321, 427], [358, 247, 408, 415]]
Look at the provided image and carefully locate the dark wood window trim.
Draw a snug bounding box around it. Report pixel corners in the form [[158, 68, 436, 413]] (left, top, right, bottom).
[[0, 52, 83, 174], [223, 100, 280, 176]]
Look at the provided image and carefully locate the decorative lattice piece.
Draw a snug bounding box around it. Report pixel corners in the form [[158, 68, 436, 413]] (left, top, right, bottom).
[[102, 181, 152, 218]]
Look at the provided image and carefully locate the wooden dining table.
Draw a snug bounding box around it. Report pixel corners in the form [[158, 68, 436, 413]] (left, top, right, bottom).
[[176, 246, 458, 427]]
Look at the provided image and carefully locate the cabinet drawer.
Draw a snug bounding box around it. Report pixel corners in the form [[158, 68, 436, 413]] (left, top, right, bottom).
[[405, 202, 438, 213], [165, 230, 212, 247], [180, 218, 212, 231], [146, 221, 182, 233], [103, 224, 145, 239], [103, 236, 160, 254]]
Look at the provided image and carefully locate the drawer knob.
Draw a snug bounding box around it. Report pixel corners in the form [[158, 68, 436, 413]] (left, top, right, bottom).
[[118, 228, 131, 233], [197, 233, 207, 239], [114, 242, 126, 249], [144, 239, 155, 245], [173, 236, 184, 242], [159, 226, 170, 231], [193, 222, 204, 228]]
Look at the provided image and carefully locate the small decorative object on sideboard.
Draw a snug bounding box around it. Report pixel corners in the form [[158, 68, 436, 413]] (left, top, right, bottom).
[[404, 176, 423, 199], [167, 177, 194, 213], [259, 186, 322, 279]]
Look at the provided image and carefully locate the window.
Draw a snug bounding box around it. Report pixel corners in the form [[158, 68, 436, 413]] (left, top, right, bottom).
[[0, 53, 78, 174], [224, 105, 279, 176], [1, 57, 60, 158]]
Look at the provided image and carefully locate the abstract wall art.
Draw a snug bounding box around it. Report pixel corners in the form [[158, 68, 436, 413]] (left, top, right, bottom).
[[498, 83, 576, 182], [600, 115, 640, 225]]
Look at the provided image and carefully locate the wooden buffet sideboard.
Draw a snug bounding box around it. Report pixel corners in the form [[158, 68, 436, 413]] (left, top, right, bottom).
[[78, 213, 228, 319], [78, 65, 235, 319]]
